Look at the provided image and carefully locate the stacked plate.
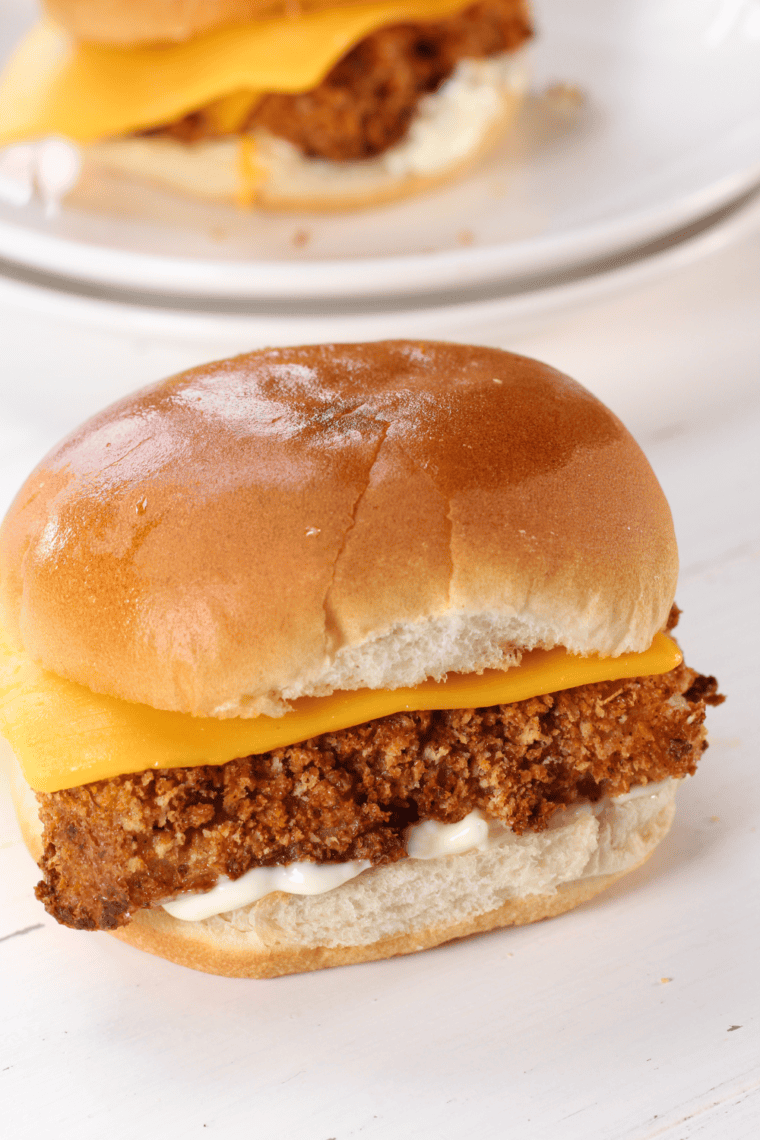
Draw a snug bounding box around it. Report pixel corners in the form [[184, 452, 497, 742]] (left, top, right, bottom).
[[1, 0, 760, 335]]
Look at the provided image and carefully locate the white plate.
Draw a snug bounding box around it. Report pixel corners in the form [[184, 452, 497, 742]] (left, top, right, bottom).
[[1, 0, 760, 300], [1, 182, 758, 441]]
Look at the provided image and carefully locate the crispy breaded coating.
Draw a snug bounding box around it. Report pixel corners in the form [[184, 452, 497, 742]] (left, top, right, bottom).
[[148, 0, 533, 160], [35, 648, 723, 931]]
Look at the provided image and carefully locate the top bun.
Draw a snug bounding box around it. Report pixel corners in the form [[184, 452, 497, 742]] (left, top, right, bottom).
[[0, 342, 677, 718], [43, 0, 348, 45]]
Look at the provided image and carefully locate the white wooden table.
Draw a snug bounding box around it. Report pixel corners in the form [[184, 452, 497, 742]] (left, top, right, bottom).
[[1, 222, 758, 1139]]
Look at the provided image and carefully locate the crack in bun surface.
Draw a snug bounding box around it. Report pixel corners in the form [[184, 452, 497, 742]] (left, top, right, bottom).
[[0, 342, 677, 719]]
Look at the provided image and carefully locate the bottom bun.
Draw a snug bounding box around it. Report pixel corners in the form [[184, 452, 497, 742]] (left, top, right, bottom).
[[112, 867, 645, 978], [81, 52, 527, 212], [7, 743, 677, 979]]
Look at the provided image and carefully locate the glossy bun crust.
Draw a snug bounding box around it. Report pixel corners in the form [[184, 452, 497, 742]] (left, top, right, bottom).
[[43, 0, 363, 44], [0, 342, 678, 718]]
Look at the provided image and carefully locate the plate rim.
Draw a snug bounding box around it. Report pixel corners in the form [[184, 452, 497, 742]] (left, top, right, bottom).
[[2, 182, 758, 336], [1, 161, 760, 302]]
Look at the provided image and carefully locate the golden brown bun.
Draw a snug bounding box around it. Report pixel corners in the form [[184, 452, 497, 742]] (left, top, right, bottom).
[[0, 342, 677, 719], [43, 0, 355, 44], [7, 744, 676, 978]]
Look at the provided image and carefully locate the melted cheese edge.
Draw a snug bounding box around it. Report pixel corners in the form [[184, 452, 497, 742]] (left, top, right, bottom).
[[0, 631, 681, 793], [0, 0, 473, 146]]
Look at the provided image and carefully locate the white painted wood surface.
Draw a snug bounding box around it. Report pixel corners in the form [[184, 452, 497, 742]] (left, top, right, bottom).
[[0, 226, 758, 1139]]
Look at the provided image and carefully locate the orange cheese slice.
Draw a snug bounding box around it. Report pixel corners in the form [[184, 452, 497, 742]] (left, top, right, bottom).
[[0, 0, 473, 146], [0, 631, 681, 794]]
